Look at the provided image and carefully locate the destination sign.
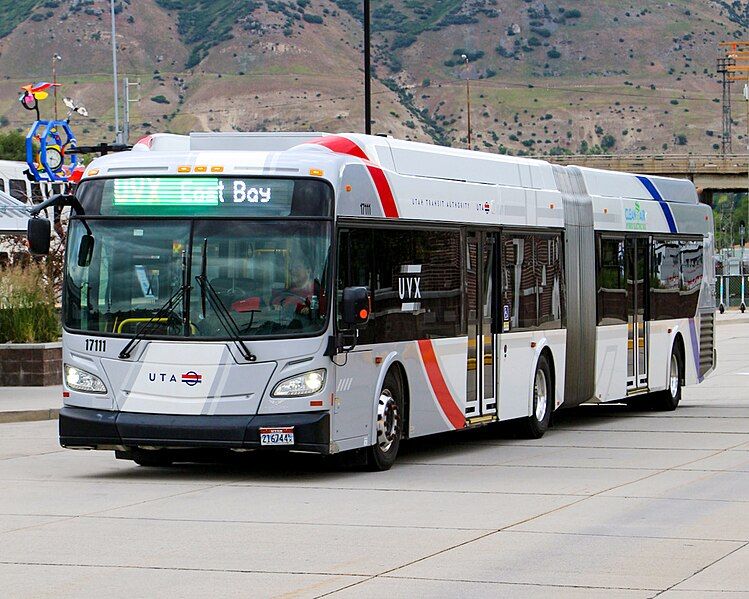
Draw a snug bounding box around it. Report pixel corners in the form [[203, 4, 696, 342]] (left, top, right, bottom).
[[109, 177, 294, 216]]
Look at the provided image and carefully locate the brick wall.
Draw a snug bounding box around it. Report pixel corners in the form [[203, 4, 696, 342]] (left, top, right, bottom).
[[0, 343, 62, 386]]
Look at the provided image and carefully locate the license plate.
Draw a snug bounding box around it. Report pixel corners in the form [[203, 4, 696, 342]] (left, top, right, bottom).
[[260, 427, 294, 446]]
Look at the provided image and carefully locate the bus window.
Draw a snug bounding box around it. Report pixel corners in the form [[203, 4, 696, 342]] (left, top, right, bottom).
[[501, 233, 537, 330], [650, 238, 681, 320], [337, 228, 375, 344], [338, 228, 462, 343], [680, 239, 703, 317], [536, 233, 564, 328], [9, 179, 28, 202], [31, 182, 44, 203], [596, 236, 627, 325]]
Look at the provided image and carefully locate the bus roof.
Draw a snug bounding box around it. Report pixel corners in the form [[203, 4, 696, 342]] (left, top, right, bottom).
[[84, 131, 699, 207]]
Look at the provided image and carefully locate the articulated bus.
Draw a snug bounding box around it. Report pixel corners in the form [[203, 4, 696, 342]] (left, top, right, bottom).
[[28, 132, 716, 470]]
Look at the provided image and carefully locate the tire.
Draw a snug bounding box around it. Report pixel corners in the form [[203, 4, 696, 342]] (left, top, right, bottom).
[[115, 449, 174, 467], [653, 345, 682, 411], [365, 370, 404, 471], [517, 354, 553, 439]]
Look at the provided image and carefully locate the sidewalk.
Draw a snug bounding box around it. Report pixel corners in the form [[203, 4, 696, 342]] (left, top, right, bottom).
[[0, 385, 61, 424], [716, 309, 749, 325]]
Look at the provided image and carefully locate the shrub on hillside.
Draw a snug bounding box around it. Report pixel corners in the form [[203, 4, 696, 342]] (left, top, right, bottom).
[[302, 13, 323, 24]]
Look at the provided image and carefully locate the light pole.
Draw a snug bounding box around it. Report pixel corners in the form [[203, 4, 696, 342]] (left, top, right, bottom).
[[364, 0, 372, 135], [462, 54, 472, 149], [110, 0, 121, 144], [52, 54, 62, 120]]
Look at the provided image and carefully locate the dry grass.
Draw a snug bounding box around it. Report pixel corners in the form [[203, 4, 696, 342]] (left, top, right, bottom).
[[0, 262, 59, 343]]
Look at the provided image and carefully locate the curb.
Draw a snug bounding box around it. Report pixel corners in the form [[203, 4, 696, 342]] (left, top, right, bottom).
[[0, 409, 59, 424]]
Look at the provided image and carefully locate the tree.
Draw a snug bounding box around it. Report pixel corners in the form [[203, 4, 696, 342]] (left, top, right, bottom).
[[0, 131, 26, 161]]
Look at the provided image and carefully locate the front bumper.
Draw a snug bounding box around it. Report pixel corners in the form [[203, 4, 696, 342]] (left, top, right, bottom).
[[59, 406, 331, 454]]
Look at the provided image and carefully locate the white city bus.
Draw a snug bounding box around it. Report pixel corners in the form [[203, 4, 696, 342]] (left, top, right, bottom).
[[0, 160, 64, 203], [28, 132, 716, 470]]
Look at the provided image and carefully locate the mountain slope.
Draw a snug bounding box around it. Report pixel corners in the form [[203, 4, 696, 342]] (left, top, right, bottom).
[[0, 0, 745, 155]]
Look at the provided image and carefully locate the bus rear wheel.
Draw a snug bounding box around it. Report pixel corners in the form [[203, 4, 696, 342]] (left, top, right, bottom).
[[365, 370, 403, 471], [653, 347, 682, 411], [517, 354, 553, 439]]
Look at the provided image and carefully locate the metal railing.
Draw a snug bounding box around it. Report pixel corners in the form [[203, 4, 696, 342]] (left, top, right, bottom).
[[717, 274, 749, 313], [543, 154, 749, 175]]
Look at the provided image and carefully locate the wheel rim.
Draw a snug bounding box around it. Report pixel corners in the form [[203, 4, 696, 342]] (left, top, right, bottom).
[[376, 390, 399, 453], [669, 354, 680, 398], [534, 369, 548, 422]]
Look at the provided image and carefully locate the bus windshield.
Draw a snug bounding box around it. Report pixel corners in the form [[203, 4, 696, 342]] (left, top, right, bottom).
[[64, 205, 332, 340]]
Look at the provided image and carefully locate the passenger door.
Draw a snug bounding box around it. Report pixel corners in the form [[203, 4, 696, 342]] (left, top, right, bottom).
[[626, 237, 649, 392], [497, 232, 537, 421], [465, 231, 497, 421], [332, 228, 378, 444]]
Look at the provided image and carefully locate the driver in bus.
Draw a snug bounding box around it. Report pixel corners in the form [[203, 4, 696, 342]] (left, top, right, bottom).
[[273, 263, 318, 316]]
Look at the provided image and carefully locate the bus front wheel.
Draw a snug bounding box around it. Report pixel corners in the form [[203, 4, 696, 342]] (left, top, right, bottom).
[[365, 370, 403, 471], [517, 354, 553, 439]]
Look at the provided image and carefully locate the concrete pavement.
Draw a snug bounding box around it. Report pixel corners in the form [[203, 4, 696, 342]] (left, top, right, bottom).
[[0, 322, 748, 597], [0, 385, 61, 423]]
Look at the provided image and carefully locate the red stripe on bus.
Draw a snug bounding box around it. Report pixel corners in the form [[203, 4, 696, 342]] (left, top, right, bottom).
[[417, 339, 465, 429], [308, 135, 399, 218], [367, 166, 399, 218], [309, 135, 368, 161]]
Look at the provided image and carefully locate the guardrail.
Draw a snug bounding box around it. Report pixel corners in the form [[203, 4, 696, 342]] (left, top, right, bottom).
[[717, 274, 749, 313], [543, 154, 749, 175]]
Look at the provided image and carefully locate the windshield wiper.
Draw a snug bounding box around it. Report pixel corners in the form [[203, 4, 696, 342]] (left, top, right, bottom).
[[195, 238, 257, 362], [118, 251, 190, 359]]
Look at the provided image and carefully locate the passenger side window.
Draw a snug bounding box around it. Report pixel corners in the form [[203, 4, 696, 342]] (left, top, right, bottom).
[[597, 237, 627, 325], [500, 233, 537, 330], [680, 239, 703, 317], [337, 228, 462, 343], [536, 233, 564, 328], [337, 228, 375, 344], [650, 238, 681, 320], [649, 237, 703, 320], [9, 179, 27, 202]]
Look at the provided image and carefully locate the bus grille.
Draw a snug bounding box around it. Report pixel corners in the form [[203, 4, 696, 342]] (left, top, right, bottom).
[[699, 312, 714, 377]]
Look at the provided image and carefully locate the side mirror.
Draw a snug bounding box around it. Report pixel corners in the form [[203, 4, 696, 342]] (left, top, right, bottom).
[[27, 218, 51, 255], [77, 234, 94, 267], [342, 286, 371, 328]]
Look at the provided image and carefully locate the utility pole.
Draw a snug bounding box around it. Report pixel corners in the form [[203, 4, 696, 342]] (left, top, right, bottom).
[[717, 55, 734, 155], [110, 0, 121, 144], [52, 54, 62, 121], [363, 0, 372, 135], [123, 77, 141, 146], [462, 54, 472, 149], [721, 41, 749, 267]]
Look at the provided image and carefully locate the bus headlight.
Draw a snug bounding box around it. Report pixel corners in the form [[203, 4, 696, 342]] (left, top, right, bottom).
[[272, 369, 326, 397], [64, 364, 107, 394]]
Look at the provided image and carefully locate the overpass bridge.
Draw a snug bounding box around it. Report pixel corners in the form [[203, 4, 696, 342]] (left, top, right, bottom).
[[543, 154, 748, 205]]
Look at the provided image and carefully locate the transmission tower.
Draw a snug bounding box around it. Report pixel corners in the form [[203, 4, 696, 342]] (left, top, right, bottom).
[[717, 56, 735, 155]]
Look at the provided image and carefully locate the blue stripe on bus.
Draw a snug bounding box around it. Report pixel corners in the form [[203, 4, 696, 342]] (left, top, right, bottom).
[[636, 175, 677, 233]]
